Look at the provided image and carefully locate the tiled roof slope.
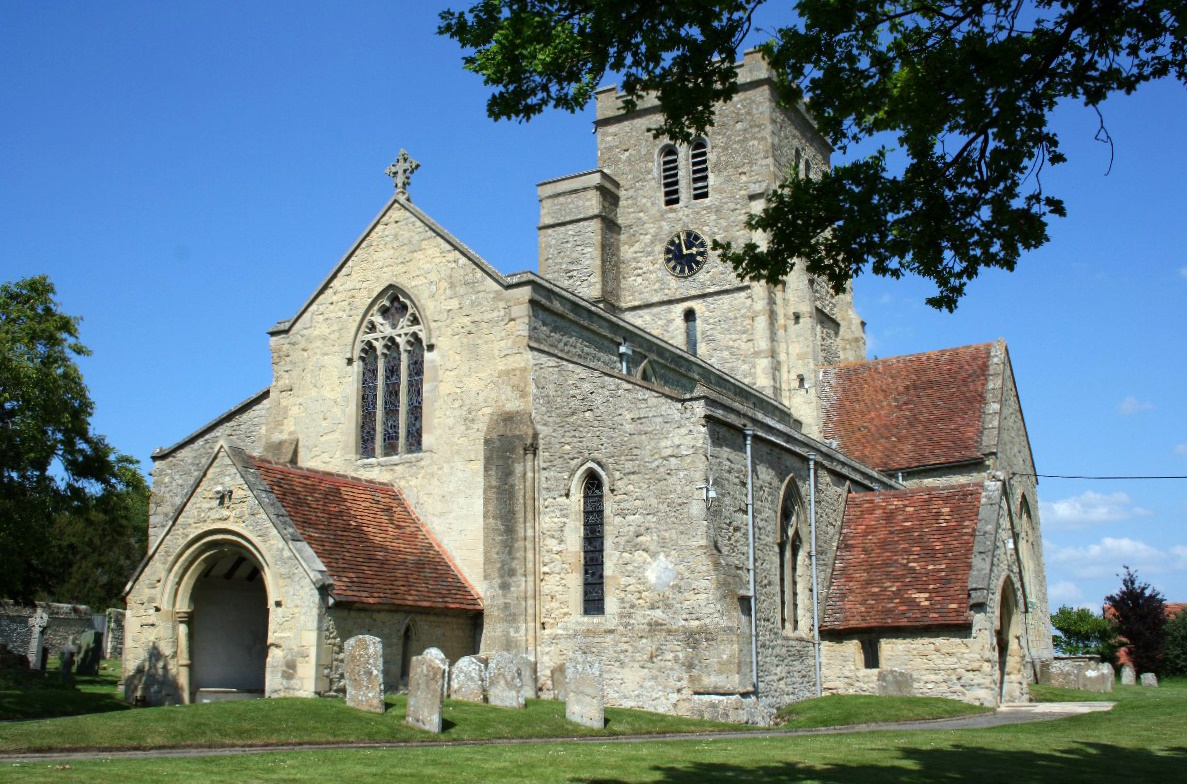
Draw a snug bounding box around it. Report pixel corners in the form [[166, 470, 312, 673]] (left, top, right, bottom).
[[822, 484, 984, 632], [820, 343, 994, 472], [248, 456, 481, 612]]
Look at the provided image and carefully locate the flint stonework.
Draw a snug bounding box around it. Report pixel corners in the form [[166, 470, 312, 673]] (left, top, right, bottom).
[[405, 653, 447, 732], [450, 655, 487, 702], [1140, 672, 1159, 687], [344, 635, 385, 713], [487, 652, 525, 709], [1120, 664, 1136, 685], [877, 668, 913, 697], [565, 654, 604, 728]]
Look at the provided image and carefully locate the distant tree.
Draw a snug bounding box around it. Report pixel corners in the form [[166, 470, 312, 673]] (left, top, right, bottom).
[[1051, 605, 1119, 661], [1162, 608, 1187, 678], [440, 1, 1187, 311], [1106, 566, 1167, 676], [0, 275, 130, 603]]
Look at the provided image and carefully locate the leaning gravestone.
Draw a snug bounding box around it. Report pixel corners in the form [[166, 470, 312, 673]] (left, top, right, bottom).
[[1120, 664, 1136, 685], [450, 655, 487, 702], [405, 653, 447, 732], [551, 661, 567, 702], [518, 655, 539, 699], [487, 652, 525, 709], [1140, 672, 1159, 687], [565, 654, 604, 728], [26, 608, 49, 670], [75, 630, 101, 676], [344, 635, 385, 713], [877, 668, 914, 697]]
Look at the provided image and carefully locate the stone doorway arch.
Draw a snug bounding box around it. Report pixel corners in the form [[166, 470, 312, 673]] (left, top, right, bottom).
[[996, 577, 1023, 704]]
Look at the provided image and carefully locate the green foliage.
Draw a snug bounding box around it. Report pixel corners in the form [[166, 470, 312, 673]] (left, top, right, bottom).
[[0, 275, 146, 606], [1051, 604, 1120, 660], [1162, 607, 1187, 677], [440, 1, 1187, 310], [1107, 566, 1168, 676]]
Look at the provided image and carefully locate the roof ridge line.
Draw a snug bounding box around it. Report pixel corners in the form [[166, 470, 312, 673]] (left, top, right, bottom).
[[822, 341, 997, 371], [250, 456, 398, 489]]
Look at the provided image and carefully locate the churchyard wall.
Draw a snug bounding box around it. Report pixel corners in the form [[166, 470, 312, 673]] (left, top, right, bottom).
[[0, 602, 95, 660]]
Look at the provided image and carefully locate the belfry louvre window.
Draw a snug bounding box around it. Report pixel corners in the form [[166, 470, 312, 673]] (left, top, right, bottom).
[[358, 290, 425, 458], [661, 147, 680, 206], [690, 140, 709, 200], [582, 474, 605, 615]]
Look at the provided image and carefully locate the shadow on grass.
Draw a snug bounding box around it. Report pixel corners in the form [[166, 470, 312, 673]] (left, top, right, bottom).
[[577, 743, 1187, 784], [1, 663, 129, 721]]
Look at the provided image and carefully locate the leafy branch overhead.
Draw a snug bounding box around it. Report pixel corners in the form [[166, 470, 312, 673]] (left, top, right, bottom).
[[441, 1, 1187, 310]]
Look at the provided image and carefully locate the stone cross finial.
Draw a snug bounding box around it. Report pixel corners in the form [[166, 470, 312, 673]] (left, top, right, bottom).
[[385, 149, 420, 199]]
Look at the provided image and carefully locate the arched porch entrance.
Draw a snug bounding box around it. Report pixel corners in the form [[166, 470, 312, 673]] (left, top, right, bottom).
[[996, 578, 1023, 704]]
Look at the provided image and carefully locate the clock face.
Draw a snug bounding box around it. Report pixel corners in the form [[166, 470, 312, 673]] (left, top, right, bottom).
[[663, 230, 709, 278]]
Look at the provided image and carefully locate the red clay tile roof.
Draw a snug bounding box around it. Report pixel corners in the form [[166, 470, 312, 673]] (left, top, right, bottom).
[[822, 484, 985, 632], [247, 456, 481, 612], [820, 343, 994, 473]]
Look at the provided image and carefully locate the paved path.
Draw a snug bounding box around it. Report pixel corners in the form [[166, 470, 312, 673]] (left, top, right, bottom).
[[0, 702, 1115, 764]]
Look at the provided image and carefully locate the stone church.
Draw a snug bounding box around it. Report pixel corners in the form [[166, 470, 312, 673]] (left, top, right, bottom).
[[123, 52, 1053, 722]]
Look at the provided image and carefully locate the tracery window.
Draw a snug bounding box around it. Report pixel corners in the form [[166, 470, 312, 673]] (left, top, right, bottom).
[[582, 474, 605, 616], [779, 482, 811, 632], [357, 290, 425, 458], [660, 146, 680, 206], [690, 139, 709, 200]]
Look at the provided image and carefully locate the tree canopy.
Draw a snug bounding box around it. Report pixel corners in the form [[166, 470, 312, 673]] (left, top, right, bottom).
[[1107, 566, 1167, 676], [440, 1, 1187, 310], [0, 275, 145, 606], [1050, 604, 1118, 661]]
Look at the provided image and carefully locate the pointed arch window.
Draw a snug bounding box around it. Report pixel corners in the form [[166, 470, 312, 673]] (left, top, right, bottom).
[[779, 482, 811, 632], [660, 146, 680, 206], [690, 139, 709, 200], [684, 309, 698, 356], [357, 290, 425, 458], [582, 474, 605, 616]]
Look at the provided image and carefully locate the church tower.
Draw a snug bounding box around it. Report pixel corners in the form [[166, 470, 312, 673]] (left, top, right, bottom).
[[538, 50, 865, 436]]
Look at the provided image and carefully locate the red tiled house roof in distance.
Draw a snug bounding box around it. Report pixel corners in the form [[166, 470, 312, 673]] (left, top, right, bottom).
[[823, 483, 985, 632], [247, 456, 481, 612], [820, 343, 994, 473]]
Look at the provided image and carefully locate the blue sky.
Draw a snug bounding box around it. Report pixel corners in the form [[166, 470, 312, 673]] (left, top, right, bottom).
[[2, 2, 1184, 610]]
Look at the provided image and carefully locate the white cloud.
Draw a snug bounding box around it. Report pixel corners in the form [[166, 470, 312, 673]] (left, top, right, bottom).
[[1117, 396, 1154, 415], [1175, 443, 1187, 457], [1047, 580, 1085, 608], [1040, 490, 1153, 530], [1046, 537, 1187, 579]]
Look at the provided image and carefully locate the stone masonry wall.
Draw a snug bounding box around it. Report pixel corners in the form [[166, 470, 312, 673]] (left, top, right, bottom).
[[124, 449, 326, 705], [0, 602, 95, 659]]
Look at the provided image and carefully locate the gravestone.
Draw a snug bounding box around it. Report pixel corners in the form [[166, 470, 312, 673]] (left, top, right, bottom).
[[450, 655, 487, 702], [405, 653, 447, 732], [487, 652, 525, 709], [1140, 672, 1159, 687], [76, 630, 101, 676], [1081, 662, 1113, 693], [59, 642, 77, 684], [877, 668, 914, 697], [565, 654, 604, 728], [551, 661, 567, 702], [518, 655, 539, 699], [421, 646, 450, 694], [1120, 665, 1136, 685], [344, 635, 385, 713], [26, 608, 49, 670]]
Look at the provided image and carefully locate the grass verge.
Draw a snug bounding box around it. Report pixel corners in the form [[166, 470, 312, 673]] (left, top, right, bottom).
[[775, 693, 991, 728]]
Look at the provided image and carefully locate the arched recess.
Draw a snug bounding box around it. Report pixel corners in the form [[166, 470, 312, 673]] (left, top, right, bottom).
[[398, 617, 418, 684], [777, 477, 811, 633], [658, 145, 680, 206], [568, 462, 611, 617], [160, 530, 277, 703], [995, 575, 1024, 704], [636, 358, 658, 384]]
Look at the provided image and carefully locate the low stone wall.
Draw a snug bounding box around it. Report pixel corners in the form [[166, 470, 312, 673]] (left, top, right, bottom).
[[0, 602, 95, 659], [1040, 656, 1114, 692]]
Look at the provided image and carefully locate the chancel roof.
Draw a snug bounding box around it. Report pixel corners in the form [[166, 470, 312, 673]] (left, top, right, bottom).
[[822, 483, 986, 632], [247, 455, 481, 612], [819, 343, 995, 473]]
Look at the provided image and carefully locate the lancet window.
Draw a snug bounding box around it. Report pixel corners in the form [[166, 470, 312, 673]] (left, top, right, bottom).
[[779, 482, 811, 632], [582, 474, 605, 616], [357, 290, 425, 458]]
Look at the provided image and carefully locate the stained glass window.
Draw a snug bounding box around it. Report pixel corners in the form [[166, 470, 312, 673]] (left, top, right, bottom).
[[357, 289, 426, 458], [582, 474, 605, 616]]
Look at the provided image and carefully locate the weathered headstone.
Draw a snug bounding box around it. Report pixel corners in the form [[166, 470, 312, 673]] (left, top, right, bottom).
[[877, 668, 914, 697], [405, 653, 447, 732], [76, 630, 101, 676], [1081, 662, 1114, 693], [1140, 672, 1159, 687], [344, 635, 385, 713], [26, 608, 49, 670], [551, 661, 567, 702], [1120, 664, 1136, 685], [59, 643, 77, 684], [565, 654, 604, 728], [487, 652, 525, 709], [518, 655, 539, 699], [450, 655, 487, 702], [421, 646, 450, 693]]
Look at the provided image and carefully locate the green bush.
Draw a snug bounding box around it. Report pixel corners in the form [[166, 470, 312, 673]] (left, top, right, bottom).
[[1163, 608, 1187, 677], [1051, 605, 1119, 660]]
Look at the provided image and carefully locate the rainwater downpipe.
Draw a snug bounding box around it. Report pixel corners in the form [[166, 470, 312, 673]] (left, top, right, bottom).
[[744, 427, 758, 694], [809, 451, 822, 697]]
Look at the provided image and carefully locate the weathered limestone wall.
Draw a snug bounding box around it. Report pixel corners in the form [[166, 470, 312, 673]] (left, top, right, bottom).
[[123, 450, 326, 705], [325, 608, 477, 693], [148, 392, 269, 547], [263, 200, 533, 590], [537, 170, 621, 307]]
